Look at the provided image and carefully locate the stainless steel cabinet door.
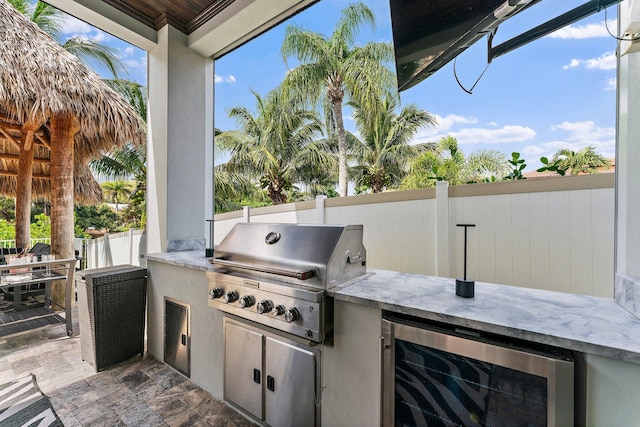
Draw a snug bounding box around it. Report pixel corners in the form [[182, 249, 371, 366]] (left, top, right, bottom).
[[224, 321, 263, 419], [265, 336, 316, 427], [164, 299, 190, 377]]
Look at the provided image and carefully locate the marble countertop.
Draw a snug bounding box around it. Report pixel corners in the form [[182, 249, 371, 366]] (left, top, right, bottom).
[[146, 250, 213, 271], [147, 251, 640, 363], [335, 270, 640, 363]]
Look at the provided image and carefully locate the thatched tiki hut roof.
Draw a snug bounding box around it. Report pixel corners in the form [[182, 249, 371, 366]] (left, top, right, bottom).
[[0, 0, 145, 261]]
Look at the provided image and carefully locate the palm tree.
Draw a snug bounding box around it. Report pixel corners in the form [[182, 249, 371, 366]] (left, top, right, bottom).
[[104, 80, 147, 121], [349, 97, 437, 193], [217, 87, 335, 205], [213, 167, 256, 213], [550, 146, 612, 176], [91, 140, 146, 227], [8, 0, 133, 247], [8, 0, 126, 78], [101, 180, 133, 211], [401, 136, 511, 188], [90, 81, 147, 223], [281, 2, 396, 197]]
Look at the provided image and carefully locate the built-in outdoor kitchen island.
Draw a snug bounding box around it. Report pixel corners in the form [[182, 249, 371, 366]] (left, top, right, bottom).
[[145, 242, 640, 427], [30, 0, 640, 424]]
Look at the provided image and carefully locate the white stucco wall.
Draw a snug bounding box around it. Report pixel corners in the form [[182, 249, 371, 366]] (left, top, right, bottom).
[[321, 301, 381, 426], [583, 354, 640, 426], [147, 26, 214, 254], [146, 260, 224, 399]]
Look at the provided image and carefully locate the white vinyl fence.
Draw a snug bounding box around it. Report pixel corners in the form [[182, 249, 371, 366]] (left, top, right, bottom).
[[0, 238, 51, 249], [84, 175, 614, 298], [214, 175, 615, 298], [84, 229, 144, 269]]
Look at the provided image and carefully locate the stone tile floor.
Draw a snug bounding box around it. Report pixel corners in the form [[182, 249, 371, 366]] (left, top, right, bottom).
[[0, 311, 256, 426]]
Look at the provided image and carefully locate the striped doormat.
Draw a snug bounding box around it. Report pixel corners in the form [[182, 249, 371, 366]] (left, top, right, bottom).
[[0, 374, 62, 426]]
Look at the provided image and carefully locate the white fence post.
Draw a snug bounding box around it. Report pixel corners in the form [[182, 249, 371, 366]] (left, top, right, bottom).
[[436, 181, 450, 277], [243, 206, 251, 223], [316, 195, 326, 224]]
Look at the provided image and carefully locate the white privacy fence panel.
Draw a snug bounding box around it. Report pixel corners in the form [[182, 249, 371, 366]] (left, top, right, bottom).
[[82, 175, 608, 297], [213, 201, 317, 246], [85, 229, 144, 269], [212, 176, 614, 297], [447, 188, 614, 298], [325, 198, 438, 275]]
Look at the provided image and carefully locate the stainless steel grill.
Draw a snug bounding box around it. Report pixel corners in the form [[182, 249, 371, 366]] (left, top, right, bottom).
[[207, 223, 366, 342]]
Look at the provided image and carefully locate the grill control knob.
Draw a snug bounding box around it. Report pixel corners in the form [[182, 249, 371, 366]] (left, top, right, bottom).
[[239, 295, 256, 308], [223, 291, 239, 303], [274, 305, 286, 316], [257, 300, 274, 314], [284, 307, 300, 323], [208, 288, 224, 299]]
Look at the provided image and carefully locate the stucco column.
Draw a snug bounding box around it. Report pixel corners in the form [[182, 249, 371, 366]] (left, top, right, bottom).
[[615, 3, 640, 318], [146, 25, 214, 255]]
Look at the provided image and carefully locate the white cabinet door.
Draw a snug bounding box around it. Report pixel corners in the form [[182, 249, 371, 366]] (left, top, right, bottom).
[[265, 336, 316, 427], [224, 321, 263, 419]]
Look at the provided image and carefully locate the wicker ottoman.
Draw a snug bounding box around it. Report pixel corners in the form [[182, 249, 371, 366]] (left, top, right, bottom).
[[76, 265, 147, 372]]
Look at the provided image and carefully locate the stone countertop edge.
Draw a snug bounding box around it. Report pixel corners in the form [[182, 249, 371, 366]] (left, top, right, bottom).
[[146, 250, 215, 272], [333, 269, 640, 364], [146, 252, 640, 364]]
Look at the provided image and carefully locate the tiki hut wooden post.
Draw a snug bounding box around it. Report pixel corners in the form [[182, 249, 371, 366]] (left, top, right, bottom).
[[49, 113, 78, 305], [50, 113, 78, 261]]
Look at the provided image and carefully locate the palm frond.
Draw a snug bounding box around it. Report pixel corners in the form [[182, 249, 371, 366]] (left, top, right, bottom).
[[62, 36, 126, 79]]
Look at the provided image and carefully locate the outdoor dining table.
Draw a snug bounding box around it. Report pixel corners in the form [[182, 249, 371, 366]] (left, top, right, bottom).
[[0, 258, 77, 336]]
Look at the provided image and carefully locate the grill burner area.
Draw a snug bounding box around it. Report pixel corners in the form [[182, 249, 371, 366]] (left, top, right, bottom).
[[207, 223, 366, 342]]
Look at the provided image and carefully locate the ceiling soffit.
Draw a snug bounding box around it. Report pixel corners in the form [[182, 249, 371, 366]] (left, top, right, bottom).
[[101, 0, 238, 34]]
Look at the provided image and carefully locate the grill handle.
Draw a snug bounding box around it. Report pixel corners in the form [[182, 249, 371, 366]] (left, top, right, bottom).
[[209, 258, 315, 281]]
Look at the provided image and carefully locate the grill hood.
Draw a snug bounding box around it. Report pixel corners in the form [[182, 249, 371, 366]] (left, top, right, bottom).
[[211, 223, 366, 289]]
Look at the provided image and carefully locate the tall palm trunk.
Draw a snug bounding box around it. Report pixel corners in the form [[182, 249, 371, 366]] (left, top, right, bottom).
[[50, 113, 77, 306], [331, 99, 348, 197]]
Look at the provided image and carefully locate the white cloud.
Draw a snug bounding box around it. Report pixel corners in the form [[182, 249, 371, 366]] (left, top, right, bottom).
[[59, 14, 93, 36], [122, 57, 146, 72], [434, 114, 478, 130], [551, 120, 615, 141], [548, 20, 615, 39], [606, 77, 617, 91], [215, 74, 237, 84], [522, 145, 546, 157], [410, 114, 475, 142], [115, 46, 146, 76], [90, 31, 107, 43], [453, 125, 536, 145], [415, 114, 477, 139], [58, 14, 112, 43], [563, 52, 616, 70], [522, 120, 615, 166], [411, 115, 534, 146]]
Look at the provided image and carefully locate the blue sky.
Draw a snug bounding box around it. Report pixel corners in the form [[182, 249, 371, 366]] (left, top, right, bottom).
[[58, 0, 618, 171]]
